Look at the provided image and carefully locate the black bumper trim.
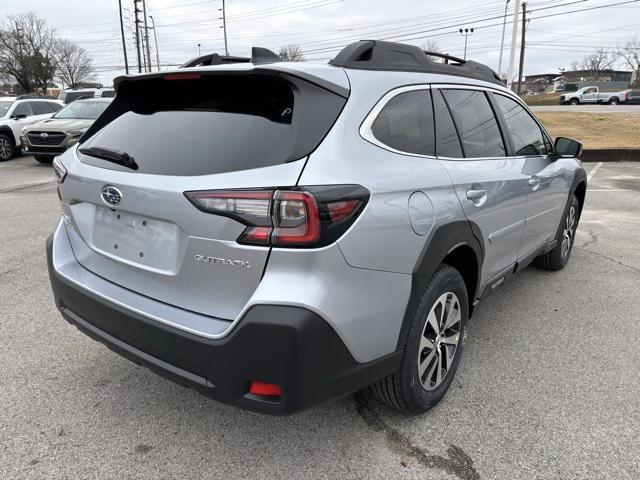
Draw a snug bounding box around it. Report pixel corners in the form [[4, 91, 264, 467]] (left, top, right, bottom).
[[47, 235, 401, 414]]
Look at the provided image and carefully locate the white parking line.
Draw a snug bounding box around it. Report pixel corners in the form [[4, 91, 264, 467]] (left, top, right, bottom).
[[587, 189, 633, 192], [587, 162, 603, 182]]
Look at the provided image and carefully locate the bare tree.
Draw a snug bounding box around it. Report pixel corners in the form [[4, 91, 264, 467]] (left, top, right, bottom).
[[617, 37, 640, 88], [278, 44, 305, 62], [580, 48, 613, 80], [55, 39, 94, 89], [0, 13, 57, 93], [422, 40, 442, 62]]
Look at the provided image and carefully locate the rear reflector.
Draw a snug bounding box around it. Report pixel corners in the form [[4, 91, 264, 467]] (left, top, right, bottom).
[[249, 381, 282, 397]]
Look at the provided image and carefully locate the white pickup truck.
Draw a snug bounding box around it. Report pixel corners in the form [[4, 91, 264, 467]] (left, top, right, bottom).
[[559, 86, 628, 105]]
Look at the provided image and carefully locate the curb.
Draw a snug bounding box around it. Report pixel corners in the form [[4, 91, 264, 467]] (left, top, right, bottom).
[[581, 149, 640, 162]]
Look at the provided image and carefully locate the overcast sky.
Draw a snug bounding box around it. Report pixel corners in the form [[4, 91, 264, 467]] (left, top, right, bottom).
[[4, 0, 640, 86]]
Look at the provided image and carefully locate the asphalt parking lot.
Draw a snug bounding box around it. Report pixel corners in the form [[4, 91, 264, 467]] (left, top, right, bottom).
[[1, 155, 639, 479]]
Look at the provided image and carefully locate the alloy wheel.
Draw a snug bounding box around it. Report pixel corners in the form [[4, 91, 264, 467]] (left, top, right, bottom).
[[417, 292, 461, 391], [0, 138, 11, 160], [561, 205, 576, 260]]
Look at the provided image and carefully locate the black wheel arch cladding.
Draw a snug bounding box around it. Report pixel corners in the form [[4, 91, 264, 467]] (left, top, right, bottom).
[[396, 220, 483, 351]]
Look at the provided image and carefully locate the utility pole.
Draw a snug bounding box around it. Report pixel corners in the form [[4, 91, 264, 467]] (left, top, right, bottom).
[[220, 0, 229, 56], [142, 0, 152, 72], [498, 0, 510, 79], [118, 0, 129, 74], [149, 15, 160, 71], [516, 3, 527, 95], [133, 0, 142, 73], [198, 43, 201, 56], [459, 28, 474, 60], [506, 0, 521, 89]]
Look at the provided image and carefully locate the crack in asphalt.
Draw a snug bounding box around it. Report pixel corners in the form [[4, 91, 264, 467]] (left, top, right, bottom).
[[0, 268, 19, 279], [353, 392, 480, 480], [579, 229, 598, 248], [575, 246, 640, 274], [0, 180, 56, 194]]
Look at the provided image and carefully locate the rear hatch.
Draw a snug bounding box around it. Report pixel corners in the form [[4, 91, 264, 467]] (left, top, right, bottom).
[[60, 67, 347, 321]]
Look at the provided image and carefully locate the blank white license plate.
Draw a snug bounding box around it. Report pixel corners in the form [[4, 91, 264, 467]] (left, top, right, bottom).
[[92, 208, 180, 272]]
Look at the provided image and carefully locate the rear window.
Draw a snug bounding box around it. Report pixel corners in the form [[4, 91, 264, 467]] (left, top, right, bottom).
[[79, 74, 346, 176]]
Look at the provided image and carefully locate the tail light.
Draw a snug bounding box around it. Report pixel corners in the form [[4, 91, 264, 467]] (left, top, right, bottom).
[[185, 185, 369, 248]]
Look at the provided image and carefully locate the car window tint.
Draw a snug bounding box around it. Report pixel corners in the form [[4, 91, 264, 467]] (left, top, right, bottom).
[[30, 102, 51, 115], [442, 89, 505, 158], [494, 94, 547, 156], [433, 90, 463, 158], [370, 89, 435, 156], [48, 102, 63, 112], [13, 102, 32, 117]]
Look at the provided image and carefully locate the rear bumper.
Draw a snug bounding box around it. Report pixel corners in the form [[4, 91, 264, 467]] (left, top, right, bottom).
[[46, 234, 401, 415]]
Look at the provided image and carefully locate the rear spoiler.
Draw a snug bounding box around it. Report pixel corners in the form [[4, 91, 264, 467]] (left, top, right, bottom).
[[83, 67, 349, 144], [180, 47, 281, 68]]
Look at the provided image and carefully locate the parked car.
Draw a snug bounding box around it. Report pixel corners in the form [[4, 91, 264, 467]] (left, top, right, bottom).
[[559, 86, 628, 105], [624, 89, 640, 104], [57, 88, 115, 104], [46, 40, 586, 415], [0, 97, 64, 161], [21, 97, 112, 163]]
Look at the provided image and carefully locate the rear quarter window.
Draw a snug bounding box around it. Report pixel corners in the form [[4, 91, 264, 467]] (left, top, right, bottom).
[[369, 89, 435, 156]]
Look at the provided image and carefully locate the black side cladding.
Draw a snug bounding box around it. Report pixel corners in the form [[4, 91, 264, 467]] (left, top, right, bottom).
[[396, 221, 484, 351], [329, 40, 503, 86]]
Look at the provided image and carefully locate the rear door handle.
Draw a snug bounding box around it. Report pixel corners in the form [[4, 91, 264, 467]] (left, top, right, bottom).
[[528, 176, 540, 189], [466, 189, 487, 200]]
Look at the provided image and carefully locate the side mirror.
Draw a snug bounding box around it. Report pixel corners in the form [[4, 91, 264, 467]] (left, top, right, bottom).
[[11, 113, 27, 120], [554, 137, 582, 158]]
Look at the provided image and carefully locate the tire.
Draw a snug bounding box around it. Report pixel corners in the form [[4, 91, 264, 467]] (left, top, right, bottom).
[[34, 155, 54, 164], [370, 265, 469, 414], [569, 98, 580, 105], [0, 134, 14, 161], [608, 98, 619, 105], [534, 194, 580, 271]]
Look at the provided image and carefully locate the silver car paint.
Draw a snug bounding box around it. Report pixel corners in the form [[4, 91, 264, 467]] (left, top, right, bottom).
[[57, 147, 305, 320], [49, 62, 581, 364]]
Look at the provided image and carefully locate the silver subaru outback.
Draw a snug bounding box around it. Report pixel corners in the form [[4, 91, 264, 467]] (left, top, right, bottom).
[[47, 40, 586, 415]]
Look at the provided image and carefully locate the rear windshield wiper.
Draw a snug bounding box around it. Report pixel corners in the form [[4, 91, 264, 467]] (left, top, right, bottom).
[[79, 146, 139, 171]]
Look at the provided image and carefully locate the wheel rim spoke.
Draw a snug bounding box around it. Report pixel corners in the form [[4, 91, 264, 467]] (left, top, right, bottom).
[[427, 309, 440, 336], [418, 349, 436, 378], [441, 333, 460, 346]]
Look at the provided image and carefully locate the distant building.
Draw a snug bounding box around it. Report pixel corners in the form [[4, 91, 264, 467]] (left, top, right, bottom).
[[523, 70, 633, 93]]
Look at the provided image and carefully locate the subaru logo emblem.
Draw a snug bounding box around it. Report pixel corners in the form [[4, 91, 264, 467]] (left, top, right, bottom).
[[101, 186, 123, 207], [40, 132, 49, 138]]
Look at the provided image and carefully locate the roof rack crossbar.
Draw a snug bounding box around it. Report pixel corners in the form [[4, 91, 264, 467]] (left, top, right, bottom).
[[329, 40, 503, 86], [423, 51, 466, 65]]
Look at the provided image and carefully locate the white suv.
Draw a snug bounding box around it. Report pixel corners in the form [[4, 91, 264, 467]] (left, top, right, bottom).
[[0, 97, 64, 161]]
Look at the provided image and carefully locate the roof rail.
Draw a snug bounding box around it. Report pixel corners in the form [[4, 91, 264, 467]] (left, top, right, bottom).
[[16, 93, 41, 100], [329, 40, 503, 86], [180, 47, 281, 68]]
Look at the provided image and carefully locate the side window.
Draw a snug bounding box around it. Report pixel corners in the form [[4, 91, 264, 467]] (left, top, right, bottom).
[[48, 102, 63, 113], [30, 102, 51, 115], [370, 89, 435, 156], [12, 102, 33, 117], [493, 94, 547, 156], [433, 90, 463, 158], [442, 89, 505, 158]]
